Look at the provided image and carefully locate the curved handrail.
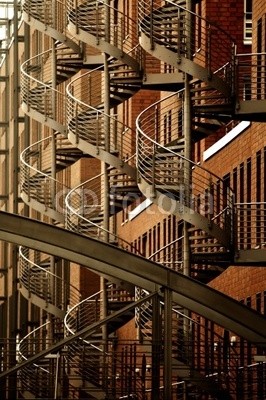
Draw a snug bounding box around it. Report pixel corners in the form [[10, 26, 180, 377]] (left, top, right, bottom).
[[64, 289, 102, 335], [22, 0, 78, 47], [66, 0, 142, 170], [136, 90, 234, 247], [17, 321, 61, 397], [67, 0, 142, 65], [0, 211, 265, 389], [22, 0, 66, 31], [66, 67, 137, 170], [19, 246, 81, 310], [65, 173, 141, 253], [20, 134, 72, 221], [138, 0, 235, 88], [148, 221, 184, 271], [18, 321, 52, 363], [64, 292, 163, 399], [137, 90, 224, 182], [166, 0, 235, 43], [20, 46, 79, 132]]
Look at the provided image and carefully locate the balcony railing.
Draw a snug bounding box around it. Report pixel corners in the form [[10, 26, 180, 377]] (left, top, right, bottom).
[[235, 202, 266, 250]]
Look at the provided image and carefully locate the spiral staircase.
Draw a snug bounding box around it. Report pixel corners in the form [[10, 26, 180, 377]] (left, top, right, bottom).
[[1, 0, 264, 399]]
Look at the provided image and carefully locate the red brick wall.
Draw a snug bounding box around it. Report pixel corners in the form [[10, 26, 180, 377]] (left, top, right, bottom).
[[209, 266, 266, 313], [204, 0, 250, 55]]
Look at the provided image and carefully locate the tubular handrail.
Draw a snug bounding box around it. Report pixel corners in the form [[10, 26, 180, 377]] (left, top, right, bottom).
[[165, 0, 235, 42], [137, 90, 225, 182], [64, 289, 103, 335], [19, 246, 81, 309], [66, 66, 137, 166], [21, 49, 59, 90], [20, 48, 67, 132], [236, 52, 266, 57], [22, 0, 73, 38], [20, 134, 71, 218], [147, 223, 184, 271], [235, 202, 266, 250], [20, 40, 83, 131], [18, 321, 52, 363], [136, 90, 235, 244], [67, 0, 142, 63], [235, 52, 266, 102], [138, 0, 236, 85], [67, 67, 135, 123], [17, 321, 61, 397], [66, 0, 142, 167], [65, 173, 142, 253]]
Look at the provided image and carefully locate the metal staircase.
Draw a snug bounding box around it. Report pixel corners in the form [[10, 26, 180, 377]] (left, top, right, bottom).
[[66, 68, 138, 179], [136, 91, 234, 266], [136, 291, 238, 399], [10, 0, 266, 399], [19, 246, 81, 318], [20, 134, 79, 222], [0, 212, 266, 399], [137, 0, 266, 268]]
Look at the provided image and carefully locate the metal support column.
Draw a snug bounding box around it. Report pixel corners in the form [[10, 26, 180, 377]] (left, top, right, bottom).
[[50, 39, 57, 312], [103, 2, 110, 242], [51, 40, 57, 203], [183, 73, 191, 278], [23, 23, 30, 217], [182, 4, 193, 398], [10, 1, 20, 397], [101, 1, 111, 388], [163, 288, 172, 399], [152, 292, 161, 400]]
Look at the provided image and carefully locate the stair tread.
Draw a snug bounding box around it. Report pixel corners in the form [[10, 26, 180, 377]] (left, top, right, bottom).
[[190, 243, 225, 248]]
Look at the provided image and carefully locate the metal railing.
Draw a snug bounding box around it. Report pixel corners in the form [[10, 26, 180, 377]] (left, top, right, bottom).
[[235, 202, 266, 250], [20, 134, 72, 221], [66, 67, 137, 168], [22, 0, 70, 37], [18, 321, 62, 398], [135, 288, 239, 397], [138, 0, 235, 86], [19, 246, 81, 312], [16, 293, 158, 399], [237, 360, 266, 399], [235, 52, 266, 102], [148, 230, 184, 272], [136, 90, 235, 247], [64, 286, 135, 336], [20, 47, 73, 132], [65, 172, 141, 253], [66, 0, 142, 65]]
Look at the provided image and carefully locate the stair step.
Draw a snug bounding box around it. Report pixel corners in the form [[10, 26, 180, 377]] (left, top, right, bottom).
[[192, 94, 227, 101], [190, 242, 224, 248], [193, 105, 233, 116], [189, 234, 212, 240], [110, 185, 139, 193], [190, 84, 217, 93], [191, 252, 232, 264], [193, 120, 222, 130]]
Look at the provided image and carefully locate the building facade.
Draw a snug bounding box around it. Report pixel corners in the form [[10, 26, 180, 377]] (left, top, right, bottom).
[[0, 0, 265, 399]]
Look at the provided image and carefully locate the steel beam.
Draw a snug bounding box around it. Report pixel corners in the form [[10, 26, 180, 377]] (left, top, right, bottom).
[[0, 212, 265, 346]]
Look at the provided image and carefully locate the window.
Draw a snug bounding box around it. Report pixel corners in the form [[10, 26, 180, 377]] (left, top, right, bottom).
[[244, 0, 252, 44]]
